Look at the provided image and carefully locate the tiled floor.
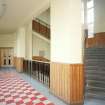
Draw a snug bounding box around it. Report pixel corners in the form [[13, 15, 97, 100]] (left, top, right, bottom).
[[0, 67, 67, 105], [1, 67, 105, 105], [16, 69, 105, 105], [0, 69, 55, 105], [18, 70, 68, 105]]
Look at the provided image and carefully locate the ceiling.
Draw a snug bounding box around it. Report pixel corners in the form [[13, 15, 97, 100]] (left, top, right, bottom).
[[0, 0, 49, 34]]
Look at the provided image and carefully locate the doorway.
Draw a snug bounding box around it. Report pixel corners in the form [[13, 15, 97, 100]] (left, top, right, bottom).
[[0, 48, 14, 67]]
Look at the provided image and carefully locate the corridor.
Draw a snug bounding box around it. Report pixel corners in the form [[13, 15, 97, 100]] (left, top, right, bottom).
[[1, 67, 105, 105], [0, 67, 54, 105], [0, 67, 67, 105]]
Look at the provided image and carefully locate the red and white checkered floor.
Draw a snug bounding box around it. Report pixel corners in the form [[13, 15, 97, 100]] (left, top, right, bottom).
[[0, 70, 54, 105]]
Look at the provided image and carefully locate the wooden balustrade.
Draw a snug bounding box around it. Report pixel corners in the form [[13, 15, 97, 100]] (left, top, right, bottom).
[[32, 19, 50, 39], [23, 59, 50, 87]]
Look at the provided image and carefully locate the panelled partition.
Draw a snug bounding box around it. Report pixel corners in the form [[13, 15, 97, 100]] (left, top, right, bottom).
[[23, 59, 50, 87], [23, 59, 84, 104]]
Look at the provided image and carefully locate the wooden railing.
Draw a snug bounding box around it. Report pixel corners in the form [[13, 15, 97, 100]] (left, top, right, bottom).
[[85, 32, 105, 48], [32, 18, 50, 39], [23, 59, 50, 87]]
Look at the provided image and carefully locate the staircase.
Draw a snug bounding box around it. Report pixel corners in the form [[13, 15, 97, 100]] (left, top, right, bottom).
[[85, 48, 105, 100]]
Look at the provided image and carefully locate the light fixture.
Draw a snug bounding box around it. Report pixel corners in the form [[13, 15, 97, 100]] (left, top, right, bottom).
[[0, 0, 6, 18]]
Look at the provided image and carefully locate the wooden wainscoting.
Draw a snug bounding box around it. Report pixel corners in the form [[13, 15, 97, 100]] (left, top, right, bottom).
[[86, 37, 96, 48], [50, 62, 84, 104], [86, 32, 105, 48], [13, 56, 17, 67], [15, 57, 24, 72], [95, 32, 105, 47]]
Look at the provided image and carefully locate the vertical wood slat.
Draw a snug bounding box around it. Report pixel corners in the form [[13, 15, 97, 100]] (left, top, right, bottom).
[[13, 56, 17, 67], [15, 57, 24, 72], [70, 64, 84, 104], [50, 62, 84, 104]]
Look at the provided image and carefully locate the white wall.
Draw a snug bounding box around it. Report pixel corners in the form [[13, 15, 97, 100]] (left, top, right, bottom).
[[16, 27, 26, 57], [51, 0, 83, 63], [0, 33, 16, 47], [32, 32, 50, 60], [0, 33, 17, 56], [25, 21, 32, 60], [94, 0, 105, 33], [15, 20, 32, 59], [37, 8, 50, 25]]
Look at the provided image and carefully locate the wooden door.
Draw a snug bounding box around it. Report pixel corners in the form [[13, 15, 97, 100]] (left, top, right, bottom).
[[0, 48, 14, 67]]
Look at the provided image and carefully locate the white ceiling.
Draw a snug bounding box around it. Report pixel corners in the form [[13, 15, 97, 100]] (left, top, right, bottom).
[[0, 0, 50, 34]]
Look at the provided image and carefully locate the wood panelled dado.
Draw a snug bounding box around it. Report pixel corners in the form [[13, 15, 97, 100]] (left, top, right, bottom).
[[50, 62, 84, 104], [13, 56, 17, 67], [86, 32, 105, 48], [15, 57, 24, 72]]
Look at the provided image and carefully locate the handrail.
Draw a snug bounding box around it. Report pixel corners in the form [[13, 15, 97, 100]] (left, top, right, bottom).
[[24, 59, 50, 64], [32, 60, 50, 64]]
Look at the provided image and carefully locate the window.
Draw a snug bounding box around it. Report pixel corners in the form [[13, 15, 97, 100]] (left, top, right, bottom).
[[87, 0, 94, 38], [87, 0, 94, 8]]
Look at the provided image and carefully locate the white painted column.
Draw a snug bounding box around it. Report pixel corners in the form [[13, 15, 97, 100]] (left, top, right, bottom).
[[16, 21, 32, 60], [25, 21, 32, 60], [16, 27, 26, 58], [15, 27, 26, 72], [50, 0, 84, 104], [51, 0, 83, 64]]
